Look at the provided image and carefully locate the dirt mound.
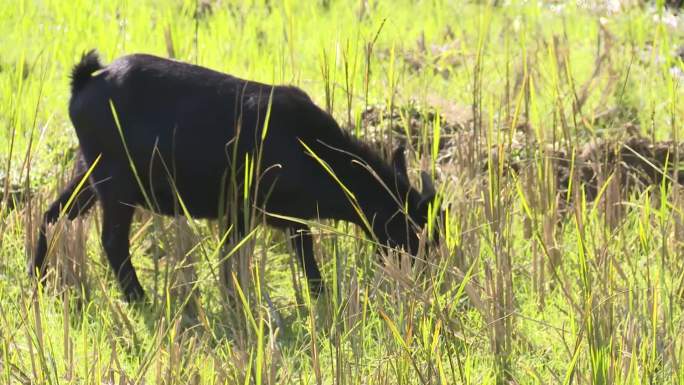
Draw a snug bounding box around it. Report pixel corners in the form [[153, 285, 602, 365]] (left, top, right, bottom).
[[360, 101, 683, 206], [0, 178, 28, 212], [359, 99, 471, 153], [500, 137, 684, 204]]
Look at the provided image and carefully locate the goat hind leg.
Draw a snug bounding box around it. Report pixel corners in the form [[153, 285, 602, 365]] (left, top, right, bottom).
[[100, 199, 145, 302], [30, 172, 97, 277], [288, 224, 324, 296]]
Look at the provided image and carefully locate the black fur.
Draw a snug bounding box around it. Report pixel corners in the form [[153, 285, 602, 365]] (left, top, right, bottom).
[[70, 50, 102, 94], [32, 51, 438, 302]]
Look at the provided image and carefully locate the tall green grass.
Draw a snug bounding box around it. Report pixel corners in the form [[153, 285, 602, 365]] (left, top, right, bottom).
[[1, 0, 683, 384]]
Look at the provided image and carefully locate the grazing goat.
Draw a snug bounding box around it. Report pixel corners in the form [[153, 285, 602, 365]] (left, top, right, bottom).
[[30, 51, 438, 301]]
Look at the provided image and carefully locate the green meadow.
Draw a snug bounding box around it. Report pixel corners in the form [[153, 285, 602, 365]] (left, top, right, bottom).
[[1, 0, 684, 384]]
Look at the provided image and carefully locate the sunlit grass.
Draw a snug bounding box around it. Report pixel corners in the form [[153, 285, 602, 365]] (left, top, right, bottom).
[[1, 0, 684, 384]]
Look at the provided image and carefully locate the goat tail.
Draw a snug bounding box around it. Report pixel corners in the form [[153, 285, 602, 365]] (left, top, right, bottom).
[[71, 49, 102, 94]]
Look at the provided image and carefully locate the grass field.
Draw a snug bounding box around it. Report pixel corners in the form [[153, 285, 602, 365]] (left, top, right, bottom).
[[2, 0, 684, 384]]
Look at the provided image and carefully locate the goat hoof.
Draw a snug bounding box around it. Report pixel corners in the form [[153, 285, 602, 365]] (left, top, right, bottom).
[[308, 280, 326, 298], [27, 262, 45, 280], [122, 283, 146, 303]]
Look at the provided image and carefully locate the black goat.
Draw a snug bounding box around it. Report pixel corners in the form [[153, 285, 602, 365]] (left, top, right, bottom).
[[30, 51, 438, 302]]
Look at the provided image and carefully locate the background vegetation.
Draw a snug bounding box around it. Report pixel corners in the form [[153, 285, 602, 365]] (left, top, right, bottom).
[[1, 0, 684, 384]]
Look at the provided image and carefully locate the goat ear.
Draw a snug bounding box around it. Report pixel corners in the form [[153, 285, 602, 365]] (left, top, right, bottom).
[[420, 171, 436, 199], [392, 146, 408, 180]]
